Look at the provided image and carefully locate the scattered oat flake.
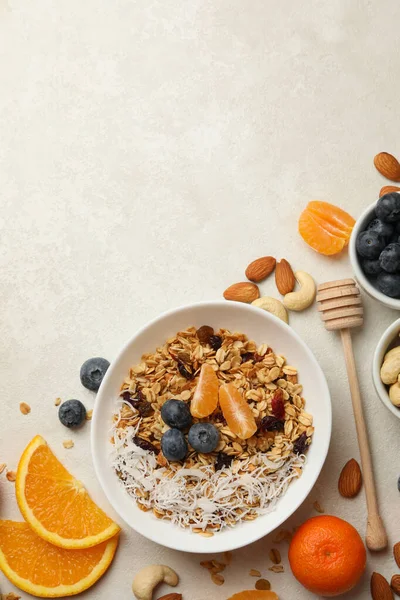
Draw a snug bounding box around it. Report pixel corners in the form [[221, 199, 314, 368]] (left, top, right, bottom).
[[2, 593, 21, 600], [211, 573, 224, 586], [63, 440, 74, 449], [313, 500, 324, 513], [272, 529, 292, 543], [269, 548, 281, 564], [86, 409, 93, 420], [6, 471, 16, 482], [268, 565, 284, 573], [249, 569, 262, 577], [0, 463, 6, 474], [54, 397, 61, 406], [198, 531, 214, 537], [19, 402, 31, 415], [200, 560, 213, 570], [255, 579, 271, 591]]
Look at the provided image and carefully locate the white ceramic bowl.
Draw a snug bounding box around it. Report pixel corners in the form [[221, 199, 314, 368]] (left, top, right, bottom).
[[372, 317, 400, 420], [92, 301, 332, 553], [349, 200, 400, 310]]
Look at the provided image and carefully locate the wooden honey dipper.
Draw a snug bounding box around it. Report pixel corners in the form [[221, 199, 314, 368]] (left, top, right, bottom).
[[317, 278, 388, 551]]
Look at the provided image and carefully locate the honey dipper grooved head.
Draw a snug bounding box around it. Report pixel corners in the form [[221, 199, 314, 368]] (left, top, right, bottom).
[[317, 279, 364, 331]]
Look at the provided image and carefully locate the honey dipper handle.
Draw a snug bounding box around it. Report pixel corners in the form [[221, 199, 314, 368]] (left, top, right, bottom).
[[340, 328, 388, 551]]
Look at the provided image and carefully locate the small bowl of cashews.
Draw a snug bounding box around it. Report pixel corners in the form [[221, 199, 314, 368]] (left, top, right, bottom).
[[373, 317, 400, 420]]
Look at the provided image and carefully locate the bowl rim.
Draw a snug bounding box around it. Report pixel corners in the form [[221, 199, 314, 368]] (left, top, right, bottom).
[[349, 200, 400, 309], [372, 317, 400, 420], [91, 300, 332, 553]]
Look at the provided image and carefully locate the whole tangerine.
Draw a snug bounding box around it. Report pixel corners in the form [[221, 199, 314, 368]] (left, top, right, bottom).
[[288, 515, 366, 597]]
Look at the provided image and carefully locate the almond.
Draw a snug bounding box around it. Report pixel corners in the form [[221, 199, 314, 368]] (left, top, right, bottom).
[[380, 185, 400, 197], [374, 152, 400, 182], [156, 595, 182, 600], [223, 282, 260, 303], [275, 259, 295, 295], [338, 458, 362, 498], [391, 575, 400, 597], [371, 572, 393, 600], [394, 542, 400, 568], [245, 256, 276, 282]]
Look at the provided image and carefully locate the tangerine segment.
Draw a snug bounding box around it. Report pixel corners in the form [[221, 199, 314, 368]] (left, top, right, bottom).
[[0, 521, 118, 598], [307, 201, 355, 234], [298, 209, 346, 255], [288, 515, 366, 597], [304, 208, 351, 240], [219, 383, 257, 440], [191, 363, 219, 418], [228, 592, 278, 600], [16, 435, 120, 549]]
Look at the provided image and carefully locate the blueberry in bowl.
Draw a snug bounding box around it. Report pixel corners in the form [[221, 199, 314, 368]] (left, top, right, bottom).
[[350, 194, 400, 308]]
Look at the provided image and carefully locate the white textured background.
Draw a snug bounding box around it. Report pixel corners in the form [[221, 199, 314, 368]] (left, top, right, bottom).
[[1, 1, 400, 598]]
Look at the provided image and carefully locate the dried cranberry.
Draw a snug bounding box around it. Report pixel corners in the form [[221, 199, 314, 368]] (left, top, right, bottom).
[[293, 432, 309, 455], [133, 436, 158, 454], [209, 335, 222, 351], [196, 325, 214, 345], [178, 360, 194, 379], [271, 389, 285, 420], [260, 415, 284, 431], [215, 452, 233, 471], [253, 353, 264, 363], [121, 391, 131, 401], [241, 352, 255, 363]]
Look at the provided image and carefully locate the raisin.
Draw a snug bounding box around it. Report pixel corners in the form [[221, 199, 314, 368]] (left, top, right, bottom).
[[196, 325, 214, 345], [253, 353, 264, 363], [137, 402, 153, 417], [293, 432, 308, 455], [260, 416, 284, 431], [178, 360, 194, 379], [133, 436, 158, 454], [241, 352, 255, 363], [121, 391, 131, 401], [215, 452, 233, 471], [271, 389, 285, 420], [209, 335, 222, 351]]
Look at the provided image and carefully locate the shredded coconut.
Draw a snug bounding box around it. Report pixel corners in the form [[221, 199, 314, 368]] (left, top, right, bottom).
[[111, 418, 306, 532]]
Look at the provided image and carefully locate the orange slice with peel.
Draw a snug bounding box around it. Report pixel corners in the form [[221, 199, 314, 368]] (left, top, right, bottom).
[[0, 520, 118, 598], [228, 592, 278, 600], [16, 435, 120, 549], [219, 383, 257, 440], [190, 362, 219, 418]]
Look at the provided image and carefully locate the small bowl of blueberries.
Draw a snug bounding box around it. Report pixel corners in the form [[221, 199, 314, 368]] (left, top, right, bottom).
[[349, 192, 400, 309]]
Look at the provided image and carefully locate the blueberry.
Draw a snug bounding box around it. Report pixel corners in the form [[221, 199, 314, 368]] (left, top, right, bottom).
[[367, 218, 394, 240], [361, 258, 382, 277], [161, 400, 193, 430], [161, 428, 188, 461], [80, 357, 110, 391], [379, 243, 400, 273], [188, 423, 219, 454], [59, 399, 86, 428], [395, 221, 400, 234], [376, 193, 400, 222], [356, 231, 386, 259], [388, 234, 400, 245], [377, 272, 400, 298]]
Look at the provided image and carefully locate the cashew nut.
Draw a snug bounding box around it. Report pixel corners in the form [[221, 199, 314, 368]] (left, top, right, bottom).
[[380, 346, 400, 385], [283, 271, 316, 311], [389, 381, 400, 407], [252, 296, 288, 323], [132, 565, 179, 600]]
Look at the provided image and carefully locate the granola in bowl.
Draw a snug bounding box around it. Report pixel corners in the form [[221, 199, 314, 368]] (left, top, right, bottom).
[[111, 326, 314, 534]]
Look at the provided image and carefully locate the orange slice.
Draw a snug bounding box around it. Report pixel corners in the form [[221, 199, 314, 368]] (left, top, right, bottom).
[[16, 435, 120, 549], [190, 363, 219, 418], [298, 209, 347, 256], [307, 201, 355, 235], [228, 592, 278, 600], [298, 201, 355, 256], [219, 383, 257, 440], [0, 520, 118, 598]]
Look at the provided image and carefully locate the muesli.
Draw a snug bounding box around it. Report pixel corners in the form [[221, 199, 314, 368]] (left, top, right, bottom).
[[111, 326, 313, 533]]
